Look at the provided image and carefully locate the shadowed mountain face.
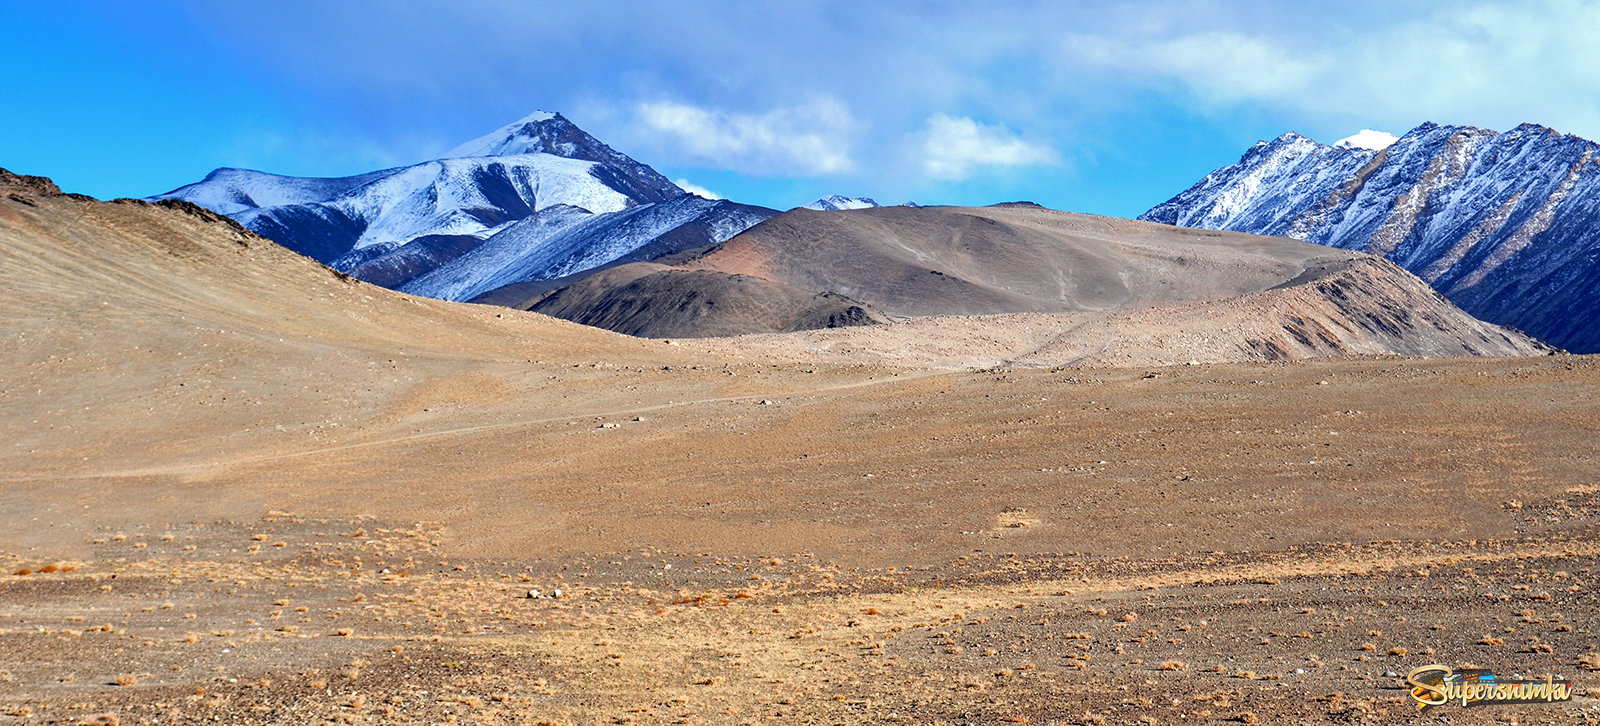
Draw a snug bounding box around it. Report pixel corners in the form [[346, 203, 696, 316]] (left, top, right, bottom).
[[1143, 122, 1600, 353], [477, 203, 1551, 359], [521, 263, 890, 338]]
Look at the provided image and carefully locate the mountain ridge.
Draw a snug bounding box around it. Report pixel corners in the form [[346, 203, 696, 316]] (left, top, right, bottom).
[[1142, 121, 1600, 352]]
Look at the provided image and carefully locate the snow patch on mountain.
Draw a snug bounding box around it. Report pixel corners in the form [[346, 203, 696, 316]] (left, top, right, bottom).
[[804, 195, 879, 211], [206, 154, 633, 256], [1145, 133, 1378, 232], [157, 167, 396, 216]]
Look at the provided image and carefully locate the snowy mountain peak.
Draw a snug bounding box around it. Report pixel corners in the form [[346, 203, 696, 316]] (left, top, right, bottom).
[[448, 110, 598, 159], [445, 111, 568, 158], [514, 110, 558, 124], [1335, 129, 1399, 151], [804, 195, 879, 211]]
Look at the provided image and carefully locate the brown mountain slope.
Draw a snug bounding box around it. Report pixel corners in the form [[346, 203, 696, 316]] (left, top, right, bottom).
[[702, 256, 1552, 369], [485, 203, 1549, 362], [490, 204, 1359, 325], [679, 204, 1349, 316], [0, 170, 753, 482], [523, 262, 889, 338]]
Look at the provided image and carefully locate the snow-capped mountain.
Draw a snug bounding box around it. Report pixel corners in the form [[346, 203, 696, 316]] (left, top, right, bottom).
[[803, 195, 879, 211], [151, 112, 773, 300], [1142, 122, 1600, 353]]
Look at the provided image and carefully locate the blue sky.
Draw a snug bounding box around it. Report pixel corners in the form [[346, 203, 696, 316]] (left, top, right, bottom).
[[4, 1, 1597, 217]]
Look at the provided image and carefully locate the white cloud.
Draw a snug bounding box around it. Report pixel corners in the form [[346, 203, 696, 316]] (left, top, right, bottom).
[[1066, 31, 1324, 104], [920, 114, 1059, 181], [673, 178, 722, 199], [1058, 0, 1600, 138], [1335, 130, 1399, 151], [636, 98, 857, 176]]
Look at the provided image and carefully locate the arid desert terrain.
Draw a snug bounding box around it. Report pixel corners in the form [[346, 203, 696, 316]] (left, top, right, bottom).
[[3, 172, 1599, 724]]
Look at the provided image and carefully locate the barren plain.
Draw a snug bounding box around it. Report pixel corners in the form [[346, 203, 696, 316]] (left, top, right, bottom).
[[3, 174, 1599, 724]]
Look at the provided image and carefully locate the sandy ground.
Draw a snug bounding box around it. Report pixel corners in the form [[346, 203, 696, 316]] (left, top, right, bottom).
[[3, 183, 1600, 724], [6, 356, 1600, 725]]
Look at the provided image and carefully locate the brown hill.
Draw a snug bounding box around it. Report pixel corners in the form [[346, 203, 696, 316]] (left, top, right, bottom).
[[0, 170, 726, 483], [518, 262, 889, 338], [703, 257, 1551, 369], [482, 204, 1549, 363]]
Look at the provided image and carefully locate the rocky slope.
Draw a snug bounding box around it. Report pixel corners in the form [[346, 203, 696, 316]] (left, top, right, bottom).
[[1143, 122, 1600, 352]]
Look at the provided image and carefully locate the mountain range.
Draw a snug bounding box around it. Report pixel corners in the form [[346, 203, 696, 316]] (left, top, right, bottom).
[[1143, 121, 1600, 353], [471, 200, 1547, 364], [152, 112, 776, 300], [3, 168, 1547, 374], [152, 110, 1596, 354]]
